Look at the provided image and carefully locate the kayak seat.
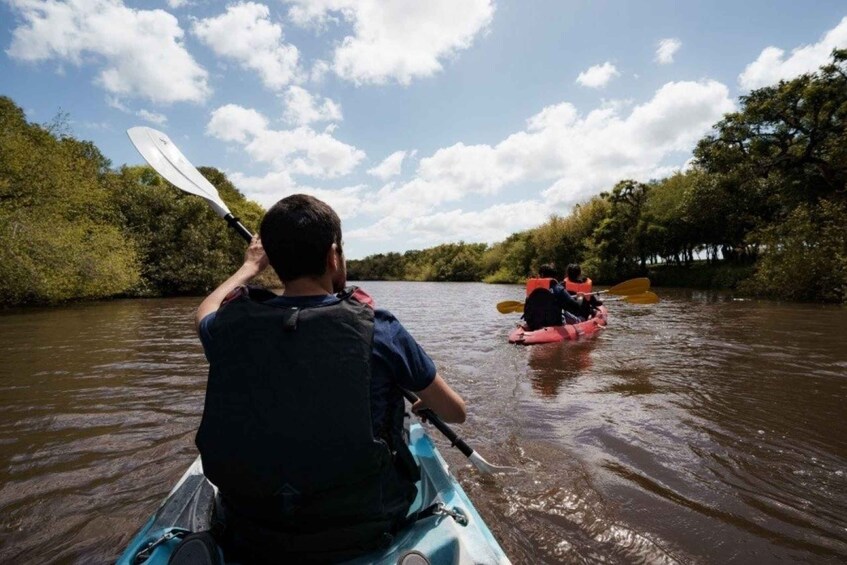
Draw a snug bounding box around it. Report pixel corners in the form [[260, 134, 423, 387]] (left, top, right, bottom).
[[167, 532, 224, 565], [523, 288, 562, 331]]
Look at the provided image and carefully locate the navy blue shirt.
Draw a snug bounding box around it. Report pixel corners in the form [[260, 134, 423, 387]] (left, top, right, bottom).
[[198, 294, 437, 435], [550, 282, 585, 318]]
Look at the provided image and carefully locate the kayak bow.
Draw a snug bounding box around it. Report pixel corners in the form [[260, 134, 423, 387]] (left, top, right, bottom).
[[117, 424, 511, 564]]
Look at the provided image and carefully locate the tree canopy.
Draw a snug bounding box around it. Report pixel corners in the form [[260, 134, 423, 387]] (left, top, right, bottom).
[[0, 96, 272, 307]]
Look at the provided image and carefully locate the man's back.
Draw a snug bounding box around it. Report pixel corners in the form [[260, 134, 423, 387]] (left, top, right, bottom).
[[197, 291, 418, 562], [191, 193, 466, 562], [523, 286, 564, 330]]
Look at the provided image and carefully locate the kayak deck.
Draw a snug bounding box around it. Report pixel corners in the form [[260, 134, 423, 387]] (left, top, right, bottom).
[[508, 306, 608, 345], [117, 424, 510, 564]]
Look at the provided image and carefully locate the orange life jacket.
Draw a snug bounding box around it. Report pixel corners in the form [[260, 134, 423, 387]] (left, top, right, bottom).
[[564, 277, 592, 294], [525, 278, 556, 297]]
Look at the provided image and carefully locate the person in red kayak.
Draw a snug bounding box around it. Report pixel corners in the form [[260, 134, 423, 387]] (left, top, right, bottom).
[[564, 263, 602, 312], [193, 194, 466, 563], [523, 264, 589, 330]]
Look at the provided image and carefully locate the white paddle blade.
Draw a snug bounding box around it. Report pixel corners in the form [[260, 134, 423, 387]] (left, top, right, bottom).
[[127, 127, 231, 218], [468, 452, 519, 475]]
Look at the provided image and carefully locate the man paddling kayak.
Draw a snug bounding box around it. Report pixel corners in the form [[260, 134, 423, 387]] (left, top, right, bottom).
[[193, 194, 467, 563]]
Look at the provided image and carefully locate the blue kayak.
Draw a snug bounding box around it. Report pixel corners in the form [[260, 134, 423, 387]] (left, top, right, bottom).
[[117, 424, 511, 564]]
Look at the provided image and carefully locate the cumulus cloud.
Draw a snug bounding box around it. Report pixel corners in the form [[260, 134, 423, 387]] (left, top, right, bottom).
[[6, 0, 210, 104], [347, 200, 550, 246], [214, 80, 733, 252], [207, 103, 364, 179], [357, 80, 734, 230], [576, 62, 620, 88], [283, 86, 342, 125], [137, 109, 167, 125], [286, 0, 494, 85], [739, 16, 847, 90], [367, 150, 412, 180], [229, 169, 365, 218], [206, 104, 268, 143], [655, 38, 681, 64], [192, 2, 300, 90]]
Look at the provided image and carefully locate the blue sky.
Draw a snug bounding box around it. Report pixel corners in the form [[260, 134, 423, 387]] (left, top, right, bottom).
[[2, 1, 846, 259]]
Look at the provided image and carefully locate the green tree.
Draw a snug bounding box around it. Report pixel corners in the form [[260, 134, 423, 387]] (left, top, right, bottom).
[[695, 49, 847, 213], [0, 97, 139, 306], [740, 200, 847, 302], [110, 165, 270, 295]]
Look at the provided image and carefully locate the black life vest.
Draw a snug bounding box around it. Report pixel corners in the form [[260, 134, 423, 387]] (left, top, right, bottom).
[[523, 286, 564, 331], [196, 289, 417, 561]]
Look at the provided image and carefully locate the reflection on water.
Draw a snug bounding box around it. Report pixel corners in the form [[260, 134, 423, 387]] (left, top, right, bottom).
[[527, 342, 596, 397], [0, 285, 845, 563]]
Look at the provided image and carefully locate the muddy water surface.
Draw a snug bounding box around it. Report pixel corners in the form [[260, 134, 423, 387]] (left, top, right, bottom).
[[0, 284, 845, 563]]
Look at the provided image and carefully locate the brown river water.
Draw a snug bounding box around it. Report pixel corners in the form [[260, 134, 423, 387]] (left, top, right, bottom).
[[0, 283, 845, 564]]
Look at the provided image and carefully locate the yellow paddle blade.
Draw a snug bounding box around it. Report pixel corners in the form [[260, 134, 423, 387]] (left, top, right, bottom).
[[496, 300, 524, 314], [622, 291, 659, 304], [605, 277, 651, 296]]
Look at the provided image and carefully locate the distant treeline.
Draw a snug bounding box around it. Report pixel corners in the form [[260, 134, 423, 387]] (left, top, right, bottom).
[[0, 97, 279, 308], [349, 50, 847, 303], [2, 50, 845, 307]]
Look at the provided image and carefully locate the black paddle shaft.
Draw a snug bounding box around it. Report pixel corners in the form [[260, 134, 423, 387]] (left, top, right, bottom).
[[402, 390, 474, 458], [224, 213, 254, 242]]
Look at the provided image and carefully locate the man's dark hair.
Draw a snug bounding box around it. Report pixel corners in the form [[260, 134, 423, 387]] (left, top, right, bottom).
[[260, 194, 342, 282], [566, 263, 582, 281], [538, 263, 558, 279]]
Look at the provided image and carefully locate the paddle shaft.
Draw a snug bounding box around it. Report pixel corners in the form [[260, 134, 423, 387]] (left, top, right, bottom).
[[402, 390, 473, 458], [224, 213, 254, 242]]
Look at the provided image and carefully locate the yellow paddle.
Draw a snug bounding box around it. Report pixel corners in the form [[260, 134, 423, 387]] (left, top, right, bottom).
[[496, 300, 524, 314], [496, 277, 651, 313], [589, 277, 650, 296]]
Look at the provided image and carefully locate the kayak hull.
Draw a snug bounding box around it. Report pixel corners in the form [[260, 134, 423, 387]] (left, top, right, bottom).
[[116, 424, 510, 564], [508, 306, 608, 345]]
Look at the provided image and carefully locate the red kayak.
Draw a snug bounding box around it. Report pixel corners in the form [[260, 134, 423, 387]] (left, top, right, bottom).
[[508, 306, 608, 345]]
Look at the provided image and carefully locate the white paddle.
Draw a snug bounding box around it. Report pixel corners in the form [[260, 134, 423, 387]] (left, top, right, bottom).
[[127, 126, 253, 242]]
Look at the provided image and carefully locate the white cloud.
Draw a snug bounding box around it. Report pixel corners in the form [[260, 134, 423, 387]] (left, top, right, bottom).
[[347, 200, 550, 246], [356, 79, 734, 228], [576, 62, 620, 88], [207, 104, 364, 178], [192, 2, 300, 90], [229, 170, 365, 218], [655, 38, 681, 64], [6, 0, 210, 104], [367, 150, 412, 180], [105, 95, 167, 124], [137, 109, 167, 125], [283, 86, 342, 125], [210, 80, 733, 252], [207, 104, 268, 143], [167, 0, 188, 8], [286, 0, 494, 85], [106, 95, 130, 112], [739, 16, 847, 90]]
